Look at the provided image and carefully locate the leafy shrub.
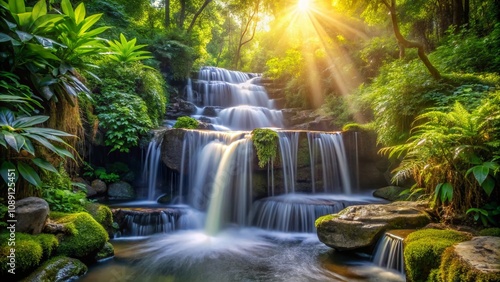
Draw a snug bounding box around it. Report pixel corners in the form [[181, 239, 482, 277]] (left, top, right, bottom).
[[479, 227, 500, 237], [95, 91, 153, 152], [251, 128, 279, 168], [107, 33, 153, 64], [93, 167, 120, 183], [173, 116, 199, 129], [404, 229, 471, 282], [42, 166, 91, 213]]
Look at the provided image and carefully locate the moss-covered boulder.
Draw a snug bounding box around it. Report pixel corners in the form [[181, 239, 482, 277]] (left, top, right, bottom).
[[404, 229, 471, 282], [479, 227, 500, 237], [22, 256, 87, 282], [85, 203, 114, 238], [315, 201, 430, 251], [95, 242, 114, 261], [0, 233, 58, 280], [52, 212, 108, 260], [437, 236, 500, 282]]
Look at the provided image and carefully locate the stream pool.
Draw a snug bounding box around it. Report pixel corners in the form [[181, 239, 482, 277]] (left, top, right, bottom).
[[78, 229, 404, 282]]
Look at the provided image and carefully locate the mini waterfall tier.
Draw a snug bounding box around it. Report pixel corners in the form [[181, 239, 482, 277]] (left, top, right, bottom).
[[186, 66, 283, 130], [114, 207, 205, 236], [248, 194, 378, 233], [373, 230, 413, 276]]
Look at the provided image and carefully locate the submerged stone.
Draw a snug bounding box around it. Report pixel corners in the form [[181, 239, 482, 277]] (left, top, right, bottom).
[[22, 256, 87, 282]]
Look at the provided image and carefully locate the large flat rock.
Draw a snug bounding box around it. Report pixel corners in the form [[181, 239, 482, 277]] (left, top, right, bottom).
[[316, 201, 430, 251]]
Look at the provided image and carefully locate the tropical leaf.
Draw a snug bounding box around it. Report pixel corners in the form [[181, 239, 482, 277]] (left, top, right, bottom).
[[32, 158, 58, 173], [17, 161, 41, 187], [0, 161, 18, 184]]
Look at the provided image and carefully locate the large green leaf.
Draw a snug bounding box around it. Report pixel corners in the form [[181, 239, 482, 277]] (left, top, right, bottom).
[[435, 182, 453, 203], [481, 176, 495, 197], [60, 0, 74, 19], [8, 0, 25, 14], [0, 161, 18, 184], [31, 0, 46, 22], [3, 131, 20, 152], [17, 161, 41, 187], [74, 2, 85, 24], [471, 165, 489, 185], [11, 115, 49, 128], [0, 32, 14, 42], [32, 158, 57, 173]]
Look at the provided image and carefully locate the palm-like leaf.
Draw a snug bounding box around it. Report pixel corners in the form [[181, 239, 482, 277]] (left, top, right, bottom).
[[107, 33, 153, 63]]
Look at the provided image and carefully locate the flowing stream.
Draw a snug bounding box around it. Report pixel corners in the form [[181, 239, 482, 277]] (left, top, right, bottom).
[[79, 67, 404, 282]]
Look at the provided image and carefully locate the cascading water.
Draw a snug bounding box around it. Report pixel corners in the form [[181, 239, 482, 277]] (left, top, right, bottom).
[[80, 67, 403, 282], [142, 131, 165, 201], [373, 230, 411, 276], [308, 132, 352, 194], [186, 66, 283, 130]]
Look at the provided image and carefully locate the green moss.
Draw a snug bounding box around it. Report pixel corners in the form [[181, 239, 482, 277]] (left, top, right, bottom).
[[95, 242, 114, 260], [0, 233, 43, 278], [404, 229, 471, 282], [17, 233, 59, 260], [479, 227, 500, 237], [439, 245, 500, 282], [251, 128, 279, 168], [23, 256, 88, 282], [173, 116, 199, 129], [53, 212, 109, 259], [85, 203, 114, 237], [315, 214, 339, 228]]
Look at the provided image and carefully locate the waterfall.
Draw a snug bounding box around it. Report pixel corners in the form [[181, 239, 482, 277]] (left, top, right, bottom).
[[205, 137, 253, 235], [187, 66, 282, 131], [307, 132, 352, 194], [277, 131, 299, 194], [373, 230, 409, 275], [142, 132, 164, 201]]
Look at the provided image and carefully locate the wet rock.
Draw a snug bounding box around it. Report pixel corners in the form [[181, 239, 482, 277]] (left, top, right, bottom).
[[16, 197, 49, 234], [201, 106, 220, 117], [166, 98, 197, 119], [316, 201, 430, 251], [95, 242, 114, 261], [197, 121, 215, 130], [373, 186, 407, 201], [108, 181, 135, 199], [91, 179, 107, 194], [438, 236, 500, 281], [22, 256, 87, 282], [161, 128, 186, 172]]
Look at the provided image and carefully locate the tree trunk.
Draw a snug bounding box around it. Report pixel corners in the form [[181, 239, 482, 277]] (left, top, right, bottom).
[[186, 0, 213, 33], [178, 0, 186, 29], [383, 0, 441, 80], [234, 0, 260, 69], [165, 0, 170, 28]]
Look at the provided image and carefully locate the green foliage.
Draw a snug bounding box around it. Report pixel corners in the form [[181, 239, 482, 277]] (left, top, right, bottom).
[[173, 116, 199, 129], [150, 36, 197, 81], [0, 72, 41, 116], [41, 166, 91, 213], [0, 199, 7, 228], [107, 33, 153, 64], [52, 212, 108, 259], [467, 202, 500, 227], [251, 128, 279, 168], [479, 227, 500, 237], [56, 0, 110, 64], [320, 95, 353, 128], [404, 229, 471, 282], [381, 92, 500, 215], [94, 167, 119, 183], [432, 24, 500, 73], [0, 109, 75, 187], [95, 91, 153, 152]]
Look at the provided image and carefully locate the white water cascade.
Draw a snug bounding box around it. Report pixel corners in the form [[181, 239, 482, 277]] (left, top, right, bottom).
[[373, 230, 409, 275], [186, 66, 283, 130]]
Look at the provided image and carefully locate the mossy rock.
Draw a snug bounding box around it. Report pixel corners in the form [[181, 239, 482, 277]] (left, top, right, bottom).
[[52, 212, 108, 260], [404, 229, 471, 282], [438, 236, 500, 282], [22, 256, 87, 282], [0, 233, 44, 281], [95, 242, 114, 261], [479, 227, 500, 237], [85, 203, 114, 237]]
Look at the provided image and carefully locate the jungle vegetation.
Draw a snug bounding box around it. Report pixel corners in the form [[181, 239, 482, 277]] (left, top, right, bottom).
[[1, 0, 499, 231]]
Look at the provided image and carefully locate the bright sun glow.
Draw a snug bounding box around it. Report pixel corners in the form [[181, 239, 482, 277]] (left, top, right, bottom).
[[297, 0, 310, 11]]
